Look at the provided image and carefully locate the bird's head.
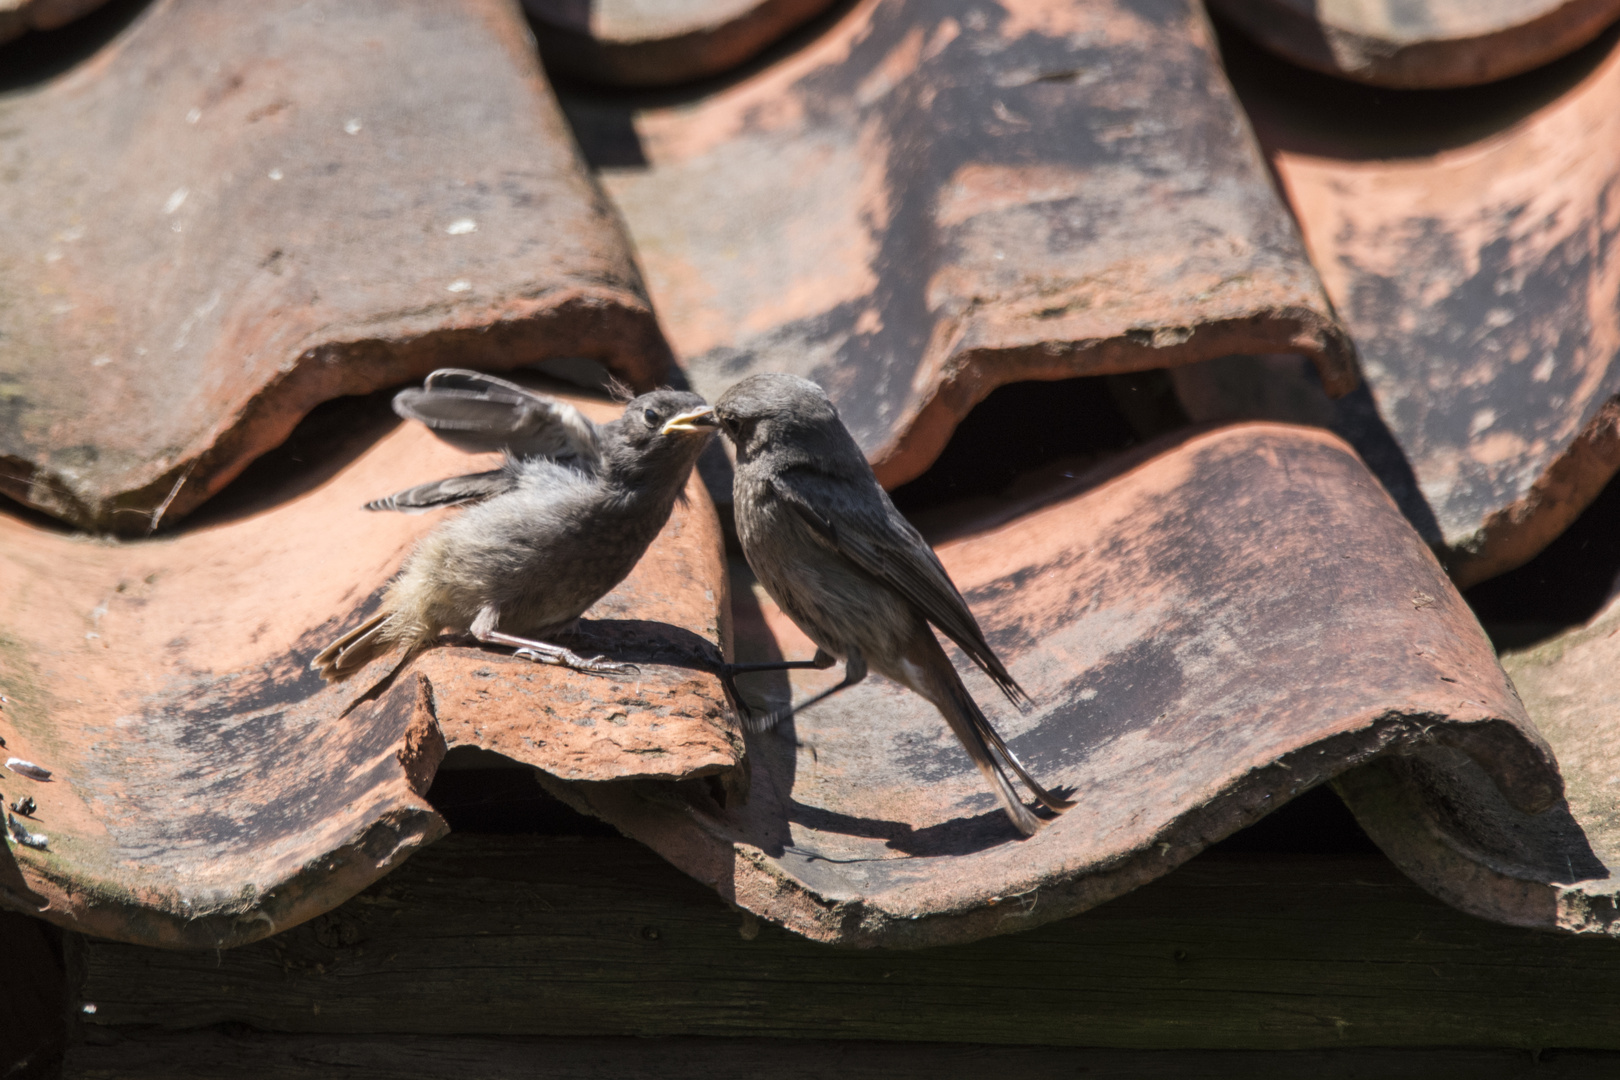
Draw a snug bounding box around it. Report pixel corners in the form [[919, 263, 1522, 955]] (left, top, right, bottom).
[[604, 389, 718, 477], [714, 373, 854, 466]]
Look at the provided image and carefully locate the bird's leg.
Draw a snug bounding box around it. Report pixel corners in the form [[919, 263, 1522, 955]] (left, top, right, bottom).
[[743, 649, 867, 734], [471, 606, 638, 677], [718, 649, 836, 724]]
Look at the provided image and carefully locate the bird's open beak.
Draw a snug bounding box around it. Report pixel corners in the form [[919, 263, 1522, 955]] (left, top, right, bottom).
[[661, 406, 719, 435]]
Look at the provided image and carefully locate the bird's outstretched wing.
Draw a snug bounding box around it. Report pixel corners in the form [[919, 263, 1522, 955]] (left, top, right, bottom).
[[363, 467, 517, 513], [768, 467, 1029, 707], [393, 369, 602, 468]]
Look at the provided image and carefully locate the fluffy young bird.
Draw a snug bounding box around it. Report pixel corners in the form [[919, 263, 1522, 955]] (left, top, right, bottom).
[[313, 370, 718, 681], [715, 372, 1071, 836]]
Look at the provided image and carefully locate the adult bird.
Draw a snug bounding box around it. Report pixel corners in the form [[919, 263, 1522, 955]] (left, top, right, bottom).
[[715, 372, 1071, 836], [313, 369, 717, 681]]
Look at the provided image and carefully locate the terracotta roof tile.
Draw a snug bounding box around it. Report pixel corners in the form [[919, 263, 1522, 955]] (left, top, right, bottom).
[[0, 386, 736, 948], [537, 424, 1556, 947], [1211, 27, 1620, 588], [0, 0, 665, 534], [1209, 0, 1620, 88], [565, 0, 1355, 490], [525, 0, 841, 86]]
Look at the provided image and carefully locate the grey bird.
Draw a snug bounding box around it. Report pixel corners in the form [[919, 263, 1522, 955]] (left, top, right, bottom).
[[313, 370, 718, 681], [715, 372, 1072, 836]]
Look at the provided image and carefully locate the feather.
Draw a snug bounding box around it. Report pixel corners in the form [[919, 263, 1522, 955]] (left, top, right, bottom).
[[393, 369, 603, 467], [364, 467, 517, 512], [769, 467, 1030, 708]]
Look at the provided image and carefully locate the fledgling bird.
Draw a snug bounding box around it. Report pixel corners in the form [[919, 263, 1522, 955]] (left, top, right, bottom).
[[312, 369, 718, 681], [715, 373, 1071, 836]]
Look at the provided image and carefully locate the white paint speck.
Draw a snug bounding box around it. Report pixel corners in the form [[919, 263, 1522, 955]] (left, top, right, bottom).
[[92, 355, 113, 367], [1469, 408, 1498, 437], [59, 225, 85, 242], [446, 218, 477, 235], [44, 250, 62, 264], [185, 107, 202, 124], [268, 168, 284, 181], [171, 222, 183, 233], [446, 279, 472, 293], [51, 302, 74, 315], [344, 117, 363, 134], [1533, 353, 1557, 382], [81, 1004, 97, 1015], [163, 187, 189, 215], [1078, 687, 1097, 701]]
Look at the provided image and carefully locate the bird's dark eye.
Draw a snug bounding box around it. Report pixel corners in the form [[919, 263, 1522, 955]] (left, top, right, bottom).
[[644, 408, 660, 425]]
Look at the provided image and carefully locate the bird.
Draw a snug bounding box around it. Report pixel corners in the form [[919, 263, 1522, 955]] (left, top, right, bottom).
[[312, 369, 718, 681], [714, 372, 1071, 836]]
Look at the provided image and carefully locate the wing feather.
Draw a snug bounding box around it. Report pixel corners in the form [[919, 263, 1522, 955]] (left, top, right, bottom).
[[769, 468, 1029, 706], [363, 467, 517, 513], [393, 369, 602, 468]]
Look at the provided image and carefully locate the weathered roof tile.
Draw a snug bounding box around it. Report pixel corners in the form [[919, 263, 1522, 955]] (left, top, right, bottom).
[[0, 387, 736, 948], [566, 0, 1355, 490], [538, 424, 1556, 947], [0, 0, 665, 534]]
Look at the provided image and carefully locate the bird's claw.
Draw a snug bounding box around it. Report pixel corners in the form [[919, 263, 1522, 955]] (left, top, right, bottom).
[[513, 648, 638, 677]]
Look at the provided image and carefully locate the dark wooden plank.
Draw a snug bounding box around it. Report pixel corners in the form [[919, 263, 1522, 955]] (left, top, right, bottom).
[[62, 1032, 1620, 1080], [72, 834, 1620, 1050]]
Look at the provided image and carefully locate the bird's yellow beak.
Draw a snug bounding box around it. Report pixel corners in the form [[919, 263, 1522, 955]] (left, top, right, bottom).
[[661, 406, 719, 435]]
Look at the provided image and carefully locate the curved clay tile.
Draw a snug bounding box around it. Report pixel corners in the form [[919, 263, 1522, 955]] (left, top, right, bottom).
[[0, 0, 109, 45], [534, 424, 1559, 947], [0, 388, 736, 948], [524, 0, 841, 87], [569, 0, 1355, 490], [0, 0, 665, 535], [1209, 0, 1620, 89], [1228, 29, 1620, 588], [1333, 600, 1620, 935]]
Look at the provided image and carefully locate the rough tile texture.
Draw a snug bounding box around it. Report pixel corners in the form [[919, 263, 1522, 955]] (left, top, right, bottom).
[[0, 388, 737, 949], [1209, 0, 1620, 88], [540, 424, 1557, 947], [524, 0, 840, 86], [1333, 594, 1620, 937], [1221, 27, 1620, 588], [565, 0, 1354, 490], [0, 0, 666, 534]]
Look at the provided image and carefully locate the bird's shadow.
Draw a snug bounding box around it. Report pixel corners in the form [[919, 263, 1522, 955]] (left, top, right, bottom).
[[784, 792, 1067, 858]]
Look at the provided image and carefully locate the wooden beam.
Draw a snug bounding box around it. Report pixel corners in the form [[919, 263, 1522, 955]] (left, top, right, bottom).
[[63, 1033, 1620, 1079], [72, 834, 1620, 1050]]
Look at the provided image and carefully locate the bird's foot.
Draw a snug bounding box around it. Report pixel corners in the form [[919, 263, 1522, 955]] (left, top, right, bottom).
[[513, 646, 639, 677], [741, 707, 790, 735]]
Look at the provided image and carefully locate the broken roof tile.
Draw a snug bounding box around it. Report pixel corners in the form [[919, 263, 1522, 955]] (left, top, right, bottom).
[[0, 0, 665, 535], [564, 0, 1355, 490], [537, 423, 1557, 947], [524, 0, 841, 87], [1224, 29, 1620, 588], [1209, 0, 1620, 89], [0, 387, 737, 948]]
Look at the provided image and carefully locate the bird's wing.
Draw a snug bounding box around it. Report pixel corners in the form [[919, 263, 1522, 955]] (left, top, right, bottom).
[[363, 468, 517, 513], [769, 467, 1029, 706], [393, 369, 602, 468]]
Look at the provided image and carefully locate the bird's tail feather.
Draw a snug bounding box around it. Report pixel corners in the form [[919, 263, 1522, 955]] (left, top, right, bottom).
[[913, 635, 1070, 835], [312, 612, 398, 681]]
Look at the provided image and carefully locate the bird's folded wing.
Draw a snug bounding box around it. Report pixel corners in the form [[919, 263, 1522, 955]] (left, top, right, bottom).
[[769, 468, 1027, 704], [364, 467, 517, 512], [393, 369, 603, 467]]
